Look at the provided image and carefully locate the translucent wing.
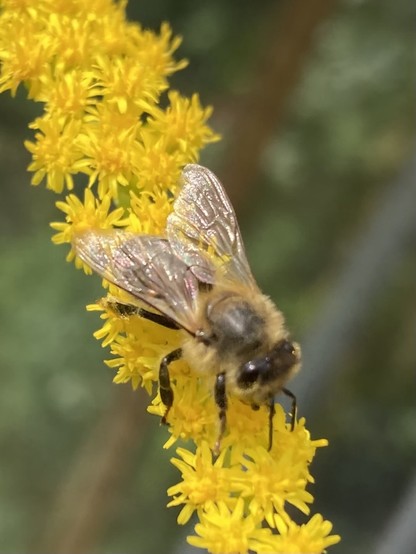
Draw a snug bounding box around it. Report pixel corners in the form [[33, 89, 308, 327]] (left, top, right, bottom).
[[73, 230, 200, 334], [167, 164, 257, 288]]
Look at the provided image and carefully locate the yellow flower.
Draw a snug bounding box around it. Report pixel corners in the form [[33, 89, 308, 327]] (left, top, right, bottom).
[[87, 300, 127, 348], [38, 68, 96, 121], [87, 296, 182, 393], [133, 130, 184, 194], [233, 442, 314, 522], [125, 189, 173, 235], [187, 498, 273, 554], [150, 377, 216, 450], [167, 443, 236, 525], [106, 332, 160, 393], [189, 503, 341, 554], [24, 116, 86, 192], [147, 91, 221, 162], [0, 1, 339, 552], [0, 10, 51, 97], [132, 22, 188, 77], [42, 2, 131, 72], [256, 512, 341, 554], [75, 113, 142, 199], [90, 53, 167, 114], [51, 188, 125, 266]]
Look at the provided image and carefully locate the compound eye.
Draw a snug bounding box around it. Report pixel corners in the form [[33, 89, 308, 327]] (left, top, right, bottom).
[[238, 360, 260, 389], [237, 357, 272, 389]]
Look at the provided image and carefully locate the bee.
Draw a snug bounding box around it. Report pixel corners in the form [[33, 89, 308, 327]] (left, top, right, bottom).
[[74, 164, 301, 453]]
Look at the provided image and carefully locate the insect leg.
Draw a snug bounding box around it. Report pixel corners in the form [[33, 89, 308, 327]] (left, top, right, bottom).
[[268, 399, 276, 451], [159, 348, 182, 424], [107, 299, 180, 329], [281, 387, 297, 431], [136, 307, 180, 329], [214, 372, 227, 455]]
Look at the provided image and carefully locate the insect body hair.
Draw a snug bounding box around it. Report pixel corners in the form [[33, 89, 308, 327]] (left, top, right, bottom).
[[181, 284, 292, 394]]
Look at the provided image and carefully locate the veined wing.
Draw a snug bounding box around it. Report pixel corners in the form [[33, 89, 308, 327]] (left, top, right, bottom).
[[73, 230, 199, 335], [167, 164, 257, 288]]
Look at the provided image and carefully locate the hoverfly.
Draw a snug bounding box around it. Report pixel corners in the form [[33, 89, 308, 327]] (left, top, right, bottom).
[[74, 165, 301, 453]]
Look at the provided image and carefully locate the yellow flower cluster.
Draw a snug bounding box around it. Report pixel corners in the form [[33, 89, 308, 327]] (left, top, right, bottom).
[[0, 1, 340, 552]]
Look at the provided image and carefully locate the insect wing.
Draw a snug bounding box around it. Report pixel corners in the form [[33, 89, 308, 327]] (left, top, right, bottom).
[[74, 230, 199, 334], [167, 164, 257, 288]]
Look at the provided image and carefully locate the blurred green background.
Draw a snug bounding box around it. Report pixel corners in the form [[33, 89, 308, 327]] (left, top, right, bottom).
[[0, 0, 415, 553]]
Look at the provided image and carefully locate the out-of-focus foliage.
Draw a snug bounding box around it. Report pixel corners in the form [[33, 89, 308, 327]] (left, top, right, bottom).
[[0, 0, 414, 553]]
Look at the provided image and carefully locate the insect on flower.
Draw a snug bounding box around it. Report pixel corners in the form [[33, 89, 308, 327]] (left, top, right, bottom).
[[74, 165, 301, 453]]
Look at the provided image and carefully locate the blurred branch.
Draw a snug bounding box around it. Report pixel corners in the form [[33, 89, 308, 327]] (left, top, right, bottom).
[[35, 387, 145, 554], [220, 0, 337, 207], [373, 469, 416, 554]]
